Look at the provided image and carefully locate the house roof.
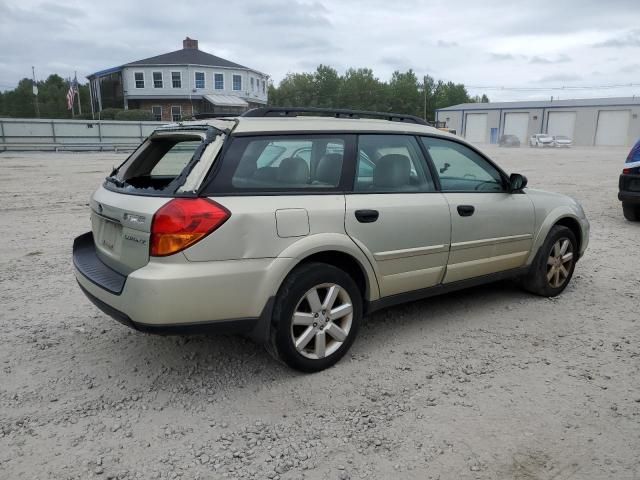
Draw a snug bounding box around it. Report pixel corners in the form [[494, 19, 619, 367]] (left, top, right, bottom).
[[437, 97, 640, 111], [123, 48, 250, 70]]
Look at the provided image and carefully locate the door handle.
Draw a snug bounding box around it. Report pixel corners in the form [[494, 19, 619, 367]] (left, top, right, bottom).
[[457, 205, 475, 217], [355, 209, 379, 223]]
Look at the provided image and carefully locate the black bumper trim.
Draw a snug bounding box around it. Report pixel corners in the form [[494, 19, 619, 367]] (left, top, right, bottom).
[[77, 282, 271, 338], [619, 190, 640, 204], [73, 232, 126, 295]]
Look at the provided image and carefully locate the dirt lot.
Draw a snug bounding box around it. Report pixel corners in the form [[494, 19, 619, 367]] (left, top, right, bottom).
[[1, 145, 638, 480]]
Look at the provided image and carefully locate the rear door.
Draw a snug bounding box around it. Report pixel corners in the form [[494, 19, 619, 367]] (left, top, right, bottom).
[[420, 136, 535, 283], [345, 134, 451, 297]]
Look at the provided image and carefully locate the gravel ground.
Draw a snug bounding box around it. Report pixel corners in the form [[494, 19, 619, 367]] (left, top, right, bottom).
[[0, 145, 639, 480]]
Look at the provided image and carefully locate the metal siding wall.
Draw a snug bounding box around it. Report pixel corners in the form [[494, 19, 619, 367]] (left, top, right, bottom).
[[0, 118, 164, 150]]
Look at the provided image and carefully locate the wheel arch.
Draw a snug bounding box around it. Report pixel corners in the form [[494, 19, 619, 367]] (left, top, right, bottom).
[[273, 233, 381, 303], [528, 208, 584, 265], [553, 216, 583, 253]]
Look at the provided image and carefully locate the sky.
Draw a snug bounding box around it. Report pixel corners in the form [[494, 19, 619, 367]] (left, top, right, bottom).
[[1, 0, 640, 102]]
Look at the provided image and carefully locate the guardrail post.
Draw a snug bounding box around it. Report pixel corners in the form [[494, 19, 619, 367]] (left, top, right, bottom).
[[139, 122, 143, 141], [51, 120, 57, 144], [98, 121, 102, 142], [0, 120, 5, 152]]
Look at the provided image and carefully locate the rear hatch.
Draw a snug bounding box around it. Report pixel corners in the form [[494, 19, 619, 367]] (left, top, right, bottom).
[[90, 122, 231, 275]]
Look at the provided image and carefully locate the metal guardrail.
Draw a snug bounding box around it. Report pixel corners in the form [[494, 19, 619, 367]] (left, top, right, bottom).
[[0, 117, 164, 152]]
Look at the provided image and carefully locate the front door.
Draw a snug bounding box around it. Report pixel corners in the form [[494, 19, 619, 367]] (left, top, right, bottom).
[[420, 136, 535, 283], [345, 134, 451, 297]]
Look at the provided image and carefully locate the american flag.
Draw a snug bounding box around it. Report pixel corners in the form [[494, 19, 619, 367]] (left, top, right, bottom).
[[66, 76, 78, 110]]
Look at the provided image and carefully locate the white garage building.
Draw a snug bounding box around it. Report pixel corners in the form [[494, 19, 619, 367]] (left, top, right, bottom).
[[435, 97, 640, 146]]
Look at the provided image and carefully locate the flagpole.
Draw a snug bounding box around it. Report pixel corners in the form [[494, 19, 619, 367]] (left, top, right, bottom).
[[75, 71, 82, 115], [69, 77, 75, 119], [32, 66, 40, 118]]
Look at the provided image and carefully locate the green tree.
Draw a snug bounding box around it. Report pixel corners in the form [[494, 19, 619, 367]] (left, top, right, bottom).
[[387, 70, 421, 116], [338, 68, 387, 111]]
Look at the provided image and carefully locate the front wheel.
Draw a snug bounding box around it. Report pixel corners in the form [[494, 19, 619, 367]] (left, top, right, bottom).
[[622, 203, 640, 221], [520, 225, 577, 297], [268, 262, 362, 372]]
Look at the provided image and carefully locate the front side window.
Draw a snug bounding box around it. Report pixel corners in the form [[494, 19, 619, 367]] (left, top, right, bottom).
[[171, 71, 181, 88], [153, 71, 163, 88], [151, 105, 162, 121], [420, 137, 505, 192], [195, 71, 205, 89], [214, 73, 224, 90], [233, 74, 242, 91], [354, 135, 434, 192], [134, 72, 144, 89], [171, 105, 182, 122], [223, 136, 346, 190]]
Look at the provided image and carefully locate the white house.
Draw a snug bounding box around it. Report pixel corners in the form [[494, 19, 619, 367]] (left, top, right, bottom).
[[87, 37, 269, 121]]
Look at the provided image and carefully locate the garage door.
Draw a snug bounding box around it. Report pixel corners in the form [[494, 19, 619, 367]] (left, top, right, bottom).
[[503, 113, 530, 143], [595, 110, 630, 146], [465, 113, 487, 143], [547, 111, 576, 138]]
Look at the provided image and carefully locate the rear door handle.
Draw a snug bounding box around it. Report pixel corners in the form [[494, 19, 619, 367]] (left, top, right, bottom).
[[355, 209, 379, 223], [457, 205, 475, 217]]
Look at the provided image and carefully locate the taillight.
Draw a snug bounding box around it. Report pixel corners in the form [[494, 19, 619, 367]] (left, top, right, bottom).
[[623, 168, 631, 174], [150, 198, 230, 257]]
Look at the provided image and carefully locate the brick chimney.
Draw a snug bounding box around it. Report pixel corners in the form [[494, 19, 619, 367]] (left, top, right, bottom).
[[183, 37, 198, 50]]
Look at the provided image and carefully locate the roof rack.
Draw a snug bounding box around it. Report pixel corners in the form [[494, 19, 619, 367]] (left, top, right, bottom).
[[241, 107, 429, 126]]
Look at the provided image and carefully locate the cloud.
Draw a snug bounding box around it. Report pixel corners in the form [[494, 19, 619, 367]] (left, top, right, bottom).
[[489, 53, 515, 61], [437, 40, 458, 48], [593, 28, 640, 47], [529, 54, 571, 64], [538, 74, 582, 83], [619, 64, 640, 73], [245, 1, 332, 27]]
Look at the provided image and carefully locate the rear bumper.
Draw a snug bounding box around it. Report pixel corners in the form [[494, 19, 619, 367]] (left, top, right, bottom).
[[73, 232, 286, 340], [618, 174, 640, 204]]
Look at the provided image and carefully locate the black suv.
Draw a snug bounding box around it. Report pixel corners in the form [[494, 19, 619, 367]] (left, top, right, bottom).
[[619, 139, 640, 221]]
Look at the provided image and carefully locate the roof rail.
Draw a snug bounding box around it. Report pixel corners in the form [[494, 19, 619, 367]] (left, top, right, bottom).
[[191, 113, 239, 120], [241, 107, 429, 126]]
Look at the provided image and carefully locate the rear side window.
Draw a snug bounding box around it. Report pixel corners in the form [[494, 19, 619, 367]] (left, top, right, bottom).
[[218, 136, 348, 190], [421, 137, 505, 192], [354, 135, 435, 192]]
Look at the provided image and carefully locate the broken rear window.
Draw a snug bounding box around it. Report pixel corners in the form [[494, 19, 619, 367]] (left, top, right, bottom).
[[104, 127, 223, 195]]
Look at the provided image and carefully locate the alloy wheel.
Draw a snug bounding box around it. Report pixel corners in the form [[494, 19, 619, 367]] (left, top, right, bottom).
[[290, 283, 353, 360], [546, 238, 574, 288]]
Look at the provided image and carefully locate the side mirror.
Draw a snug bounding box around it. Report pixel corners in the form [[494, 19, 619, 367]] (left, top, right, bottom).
[[509, 173, 528, 192]]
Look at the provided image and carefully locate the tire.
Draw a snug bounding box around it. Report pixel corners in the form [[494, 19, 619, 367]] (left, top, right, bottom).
[[520, 225, 578, 297], [268, 262, 362, 373], [622, 203, 640, 221]]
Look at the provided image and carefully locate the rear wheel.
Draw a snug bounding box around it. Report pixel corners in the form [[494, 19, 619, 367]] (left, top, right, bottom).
[[268, 263, 362, 372], [520, 225, 577, 297], [622, 203, 640, 221]]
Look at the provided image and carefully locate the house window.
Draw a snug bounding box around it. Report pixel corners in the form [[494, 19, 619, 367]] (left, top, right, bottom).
[[153, 72, 163, 89], [171, 105, 182, 122], [134, 72, 144, 89], [250, 77, 254, 90], [171, 72, 181, 88], [262, 80, 266, 94], [233, 74, 242, 91], [195, 71, 205, 89], [151, 105, 162, 121], [214, 73, 224, 90]]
